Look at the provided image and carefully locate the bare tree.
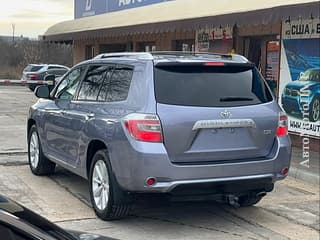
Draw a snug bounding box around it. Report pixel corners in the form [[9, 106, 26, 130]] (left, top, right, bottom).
[[0, 39, 73, 79]]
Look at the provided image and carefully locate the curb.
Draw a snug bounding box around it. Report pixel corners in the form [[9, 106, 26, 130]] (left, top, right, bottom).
[[289, 167, 320, 186], [0, 152, 28, 166]]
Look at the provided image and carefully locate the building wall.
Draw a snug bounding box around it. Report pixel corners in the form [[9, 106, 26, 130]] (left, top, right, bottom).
[[72, 30, 195, 64]]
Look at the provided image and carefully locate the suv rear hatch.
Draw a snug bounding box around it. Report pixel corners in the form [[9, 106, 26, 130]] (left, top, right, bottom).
[[154, 62, 277, 164]]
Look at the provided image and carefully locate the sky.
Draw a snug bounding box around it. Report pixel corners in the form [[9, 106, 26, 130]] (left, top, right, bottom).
[[0, 0, 74, 38]]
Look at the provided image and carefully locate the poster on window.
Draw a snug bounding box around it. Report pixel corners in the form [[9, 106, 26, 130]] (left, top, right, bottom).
[[279, 19, 320, 138], [196, 26, 233, 53]]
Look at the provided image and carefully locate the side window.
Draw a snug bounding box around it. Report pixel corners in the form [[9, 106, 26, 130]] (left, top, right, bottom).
[[98, 66, 133, 102], [78, 65, 112, 101], [55, 67, 85, 100]]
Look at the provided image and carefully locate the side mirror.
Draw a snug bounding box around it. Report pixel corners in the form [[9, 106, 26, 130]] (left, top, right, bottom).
[[44, 74, 56, 92], [35, 85, 50, 99]]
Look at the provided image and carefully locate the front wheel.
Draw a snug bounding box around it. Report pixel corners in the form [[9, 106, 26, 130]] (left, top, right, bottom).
[[309, 97, 320, 122], [89, 150, 131, 220], [28, 125, 56, 175]]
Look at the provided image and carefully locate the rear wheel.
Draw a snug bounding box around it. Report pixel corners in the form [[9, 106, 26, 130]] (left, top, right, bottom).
[[28, 125, 56, 175], [89, 150, 131, 220], [238, 193, 263, 207]]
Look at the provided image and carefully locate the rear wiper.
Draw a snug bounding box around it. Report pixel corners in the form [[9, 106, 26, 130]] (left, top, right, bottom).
[[220, 96, 253, 102]]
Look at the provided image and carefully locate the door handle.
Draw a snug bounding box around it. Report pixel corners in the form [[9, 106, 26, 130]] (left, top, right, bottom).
[[86, 113, 95, 121]]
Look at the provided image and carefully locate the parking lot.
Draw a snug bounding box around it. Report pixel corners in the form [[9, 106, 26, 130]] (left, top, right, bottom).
[[0, 85, 319, 240]]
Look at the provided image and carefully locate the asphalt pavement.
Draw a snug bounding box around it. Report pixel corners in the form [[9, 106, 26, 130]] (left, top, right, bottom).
[[0, 85, 319, 240]]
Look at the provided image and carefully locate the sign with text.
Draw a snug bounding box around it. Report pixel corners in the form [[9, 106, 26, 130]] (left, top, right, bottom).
[[75, 0, 173, 19], [282, 18, 320, 39], [196, 26, 233, 52], [279, 19, 320, 139]]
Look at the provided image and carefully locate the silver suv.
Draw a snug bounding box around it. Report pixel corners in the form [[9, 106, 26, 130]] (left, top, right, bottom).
[[27, 52, 291, 220], [22, 64, 69, 91]]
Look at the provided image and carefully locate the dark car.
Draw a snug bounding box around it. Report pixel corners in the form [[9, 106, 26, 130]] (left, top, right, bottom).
[[0, 195, 115, 240], [28, 52, 291, 221], [22, 64, 70, 91], [281, 68, 320, 122]]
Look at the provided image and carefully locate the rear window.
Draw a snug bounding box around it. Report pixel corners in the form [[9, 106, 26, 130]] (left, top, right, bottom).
[[24, 65, 44, 72], [154, 65, 273, 107]]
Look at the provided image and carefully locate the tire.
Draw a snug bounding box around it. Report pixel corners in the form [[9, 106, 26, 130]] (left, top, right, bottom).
[[28, 84, 36, 91], [309, 97, 320, 122], [238, 193, 263, 207], [89, 150, 131, 221], [28, 125, 56, 175]]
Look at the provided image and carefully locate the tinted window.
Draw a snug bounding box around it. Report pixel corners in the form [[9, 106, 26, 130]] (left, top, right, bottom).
[[97, 70, 113, 101], [154, 65, 272, 107], [47, 69, 68, 76], [55, 67, 86, 100], [24, 65, 44, 72], [78, 65, 111, 101], [99, 66, 133, 102]]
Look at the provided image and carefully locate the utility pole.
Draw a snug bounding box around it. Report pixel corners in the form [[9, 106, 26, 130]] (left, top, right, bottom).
[[12, 23, 15, 44]]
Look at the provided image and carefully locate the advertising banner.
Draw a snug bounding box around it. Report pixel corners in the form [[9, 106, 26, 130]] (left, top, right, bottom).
[[75, 0, 108, 18], [279, 19, 320, 138], [75, 0, 172, 19], [196, 26, 233, 53]]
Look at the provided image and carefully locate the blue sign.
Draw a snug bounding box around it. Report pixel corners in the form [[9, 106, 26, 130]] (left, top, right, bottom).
[[75, 0, 172, 19], [75, 0, 107, 19]]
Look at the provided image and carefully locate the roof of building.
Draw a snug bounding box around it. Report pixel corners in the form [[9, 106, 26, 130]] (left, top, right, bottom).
[[44, 0, 319, 41]]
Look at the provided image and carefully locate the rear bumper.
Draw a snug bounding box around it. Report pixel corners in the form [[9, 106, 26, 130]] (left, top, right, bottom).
[[141, 174, 275, 193], [110, 137, 291, 193]]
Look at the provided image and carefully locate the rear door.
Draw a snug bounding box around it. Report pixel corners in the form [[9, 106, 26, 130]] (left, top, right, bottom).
[[154, 62, 278, 164]]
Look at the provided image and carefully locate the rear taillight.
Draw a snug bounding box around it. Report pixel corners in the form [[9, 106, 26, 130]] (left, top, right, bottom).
[[276, 112, 288, 137], [28, 74, 39, 79], [124, 114, 163, 143]]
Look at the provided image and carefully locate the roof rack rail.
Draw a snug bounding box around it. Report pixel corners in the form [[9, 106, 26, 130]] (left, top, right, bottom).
[[93, 51, 249, 63], [94, 52, 153, 60], [150, 51, 249, 62]]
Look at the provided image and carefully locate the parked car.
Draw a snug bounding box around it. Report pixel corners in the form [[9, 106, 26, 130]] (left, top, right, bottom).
[[22, 64, 70, 91], [27, 52, 291, 221], [281, 68, 320, 122], [0, 194, 115, 240]]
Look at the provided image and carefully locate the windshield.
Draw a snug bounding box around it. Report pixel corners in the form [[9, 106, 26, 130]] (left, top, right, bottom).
[[299, 69, 320, 82]]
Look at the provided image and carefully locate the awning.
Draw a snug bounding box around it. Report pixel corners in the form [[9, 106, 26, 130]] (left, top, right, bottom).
[[44, 0, 319, 41]]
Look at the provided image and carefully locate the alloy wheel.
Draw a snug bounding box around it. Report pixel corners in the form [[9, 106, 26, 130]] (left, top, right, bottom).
[[29, 131, 40, 169], [92, 160, 109, 211]]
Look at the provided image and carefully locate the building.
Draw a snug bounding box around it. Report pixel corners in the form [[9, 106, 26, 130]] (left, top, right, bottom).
[[43, 0, 320, 149]]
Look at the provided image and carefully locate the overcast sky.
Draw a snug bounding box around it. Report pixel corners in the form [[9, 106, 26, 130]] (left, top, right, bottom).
[[0, 0, 73, 38]]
